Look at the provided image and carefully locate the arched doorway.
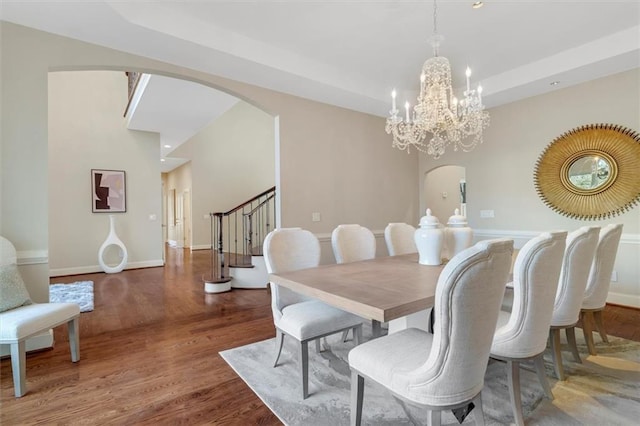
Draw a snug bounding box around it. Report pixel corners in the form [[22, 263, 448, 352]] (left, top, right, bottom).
[[423, 165, 466, 224]]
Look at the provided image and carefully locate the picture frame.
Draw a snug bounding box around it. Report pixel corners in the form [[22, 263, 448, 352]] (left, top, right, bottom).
[[91, 169, 126, 213]]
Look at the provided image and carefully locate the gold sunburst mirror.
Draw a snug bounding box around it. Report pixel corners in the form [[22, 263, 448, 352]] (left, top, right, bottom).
[[534, 123, 640, 220]]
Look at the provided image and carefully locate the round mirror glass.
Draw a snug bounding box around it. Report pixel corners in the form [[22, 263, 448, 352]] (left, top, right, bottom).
[[567, 155, 612, 191]]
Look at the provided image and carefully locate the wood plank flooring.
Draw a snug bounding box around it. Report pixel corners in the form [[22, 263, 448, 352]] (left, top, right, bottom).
[[1, 247, 280, 425], [2, 247, 639, 424]]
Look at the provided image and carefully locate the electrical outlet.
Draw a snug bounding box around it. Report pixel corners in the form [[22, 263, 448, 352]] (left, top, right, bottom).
[[611, 270, 618, 282], [480, 210, 494, 218], [312, 212, 321, 222]]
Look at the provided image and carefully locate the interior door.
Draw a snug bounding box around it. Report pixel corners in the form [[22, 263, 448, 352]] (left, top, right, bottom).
[[175, 192, 184, 248]]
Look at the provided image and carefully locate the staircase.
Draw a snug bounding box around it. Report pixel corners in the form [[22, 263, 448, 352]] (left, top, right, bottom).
[[204, 187, 275, 293]]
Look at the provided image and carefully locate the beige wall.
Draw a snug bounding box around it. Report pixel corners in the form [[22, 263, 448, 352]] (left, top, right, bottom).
[[419, 68, 640, 307], [1, 23, 418, 298], [47, 71, 163, 276], [171, 101, 275, 248]]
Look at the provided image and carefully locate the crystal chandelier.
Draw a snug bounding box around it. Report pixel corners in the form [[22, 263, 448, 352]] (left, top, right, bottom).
[[385, 0, 490, 159]]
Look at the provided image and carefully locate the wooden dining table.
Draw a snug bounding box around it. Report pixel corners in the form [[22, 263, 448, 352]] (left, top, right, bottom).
[[268, 253, 445, 336]]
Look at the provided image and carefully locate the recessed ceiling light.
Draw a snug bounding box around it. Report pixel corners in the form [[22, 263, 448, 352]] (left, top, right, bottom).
[[160, 159, 166, 162], [163, 144, 171, 148], [550, 81, 561, 86], [472, 2, 484, 9]]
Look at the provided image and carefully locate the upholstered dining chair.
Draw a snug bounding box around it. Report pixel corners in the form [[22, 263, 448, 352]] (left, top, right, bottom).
[[384, 222, 417, 256], [331, 224, 377, 339], [549, 226, 599, 380], [263, 228, 363, 399], [349, 239, 514, 426], [331, 224, 376, 264], [0, 236, 80, 397], [490, 231, 567, 426], [580, 224, 623, 355]]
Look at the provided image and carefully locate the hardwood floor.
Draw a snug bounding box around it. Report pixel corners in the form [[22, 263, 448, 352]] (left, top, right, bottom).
[[1, 247, 280, 425], [2, 247, 639, 425]]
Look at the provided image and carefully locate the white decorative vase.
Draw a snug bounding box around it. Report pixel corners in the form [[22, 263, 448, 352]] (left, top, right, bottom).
[[444, 208, 473, 260], [98, 214, 128, 274], [414, 209, 444, 266]]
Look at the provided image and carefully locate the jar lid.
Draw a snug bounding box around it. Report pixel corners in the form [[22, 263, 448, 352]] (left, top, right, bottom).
[[419, 209, 440, 228], [447, 208, 468, 226]]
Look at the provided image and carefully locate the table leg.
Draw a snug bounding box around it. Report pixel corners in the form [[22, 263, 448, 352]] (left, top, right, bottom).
[[372, 320, 382, 338]]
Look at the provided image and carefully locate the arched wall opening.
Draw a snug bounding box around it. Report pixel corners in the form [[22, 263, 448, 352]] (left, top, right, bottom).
[[422, 165, 466, 224], [47, 68, 280, 275]]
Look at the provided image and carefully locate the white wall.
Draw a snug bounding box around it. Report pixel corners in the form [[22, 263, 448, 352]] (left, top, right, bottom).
[[1, 23, 418, 299], [48, 71, 164, 276], [170, 101, 275, 249], [419, 68, 640, 307]]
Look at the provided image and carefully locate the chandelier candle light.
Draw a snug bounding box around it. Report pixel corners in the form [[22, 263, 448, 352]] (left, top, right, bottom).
[[386, 0, 489, 159]]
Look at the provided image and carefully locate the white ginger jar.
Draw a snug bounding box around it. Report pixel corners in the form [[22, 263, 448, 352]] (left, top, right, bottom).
[[414, 209, 444, 266]]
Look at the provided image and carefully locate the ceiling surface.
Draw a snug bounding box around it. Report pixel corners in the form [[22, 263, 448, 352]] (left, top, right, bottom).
[[2, 0, 639, 171]]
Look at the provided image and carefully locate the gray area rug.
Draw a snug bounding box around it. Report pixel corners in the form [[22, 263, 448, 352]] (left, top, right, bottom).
[[221, 326, 640, 425], [49, 281, 94, 312]]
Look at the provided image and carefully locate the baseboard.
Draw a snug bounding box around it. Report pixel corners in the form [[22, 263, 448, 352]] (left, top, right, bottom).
[[16, 250, 49, 265], [607, 292, 640, 309], [50, 259, 164, 277], [190, 244, 211, 251]]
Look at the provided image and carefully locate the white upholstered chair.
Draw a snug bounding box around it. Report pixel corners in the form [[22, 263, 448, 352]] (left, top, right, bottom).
[[331, 224, 376, 263], [580, 224, 623, 355], [263, 228, 363, 399], [0, 236, 80, 397], [331, 224, 378, 338], [490, 231, 567, 426], [349, 239, 514, 426], [384, 223, 417, 256], [549, 226, 599, 380]]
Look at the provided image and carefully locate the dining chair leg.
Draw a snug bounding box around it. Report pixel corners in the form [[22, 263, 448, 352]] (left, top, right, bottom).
[[10, 341, 27, 397], [565, 327, 582, 363], [428, 307, 435, 334], [581, 311, 597, 356], [549, 329, 565, 380], [472, 393, 485, 426], [342, 329, 350, 342], [300, 340, 309, 399], [593, 310, 609, 343], [426, 410, 442, 426], [273, 329, 285, 367], [68, 317, 80, 362], [534, 354, 554, 400], [354, 325, 362, 345], [507, 360, 524, 426], [350, 371, 364, 426]]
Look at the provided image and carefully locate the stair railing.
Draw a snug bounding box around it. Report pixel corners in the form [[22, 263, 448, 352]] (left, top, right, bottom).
[[206, 186, 276, 283]]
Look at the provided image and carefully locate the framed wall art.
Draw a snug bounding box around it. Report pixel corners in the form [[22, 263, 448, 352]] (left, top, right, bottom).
[[91, 169, 126, 213]]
